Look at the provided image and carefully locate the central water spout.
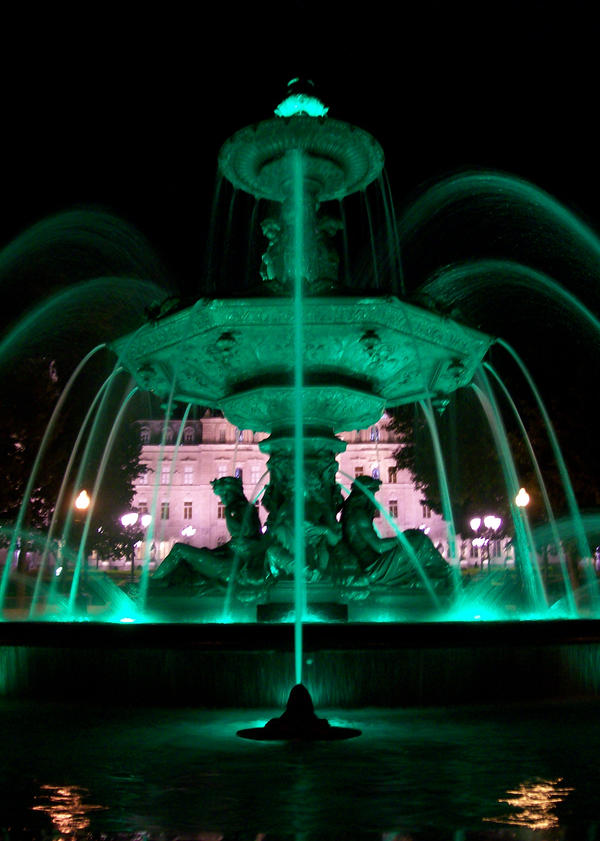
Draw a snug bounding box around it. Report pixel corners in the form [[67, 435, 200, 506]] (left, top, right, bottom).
[[290, 147, 307, 684]]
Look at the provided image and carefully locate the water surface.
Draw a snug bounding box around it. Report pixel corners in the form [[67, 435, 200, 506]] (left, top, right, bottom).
[[1, 699, 598, 839]]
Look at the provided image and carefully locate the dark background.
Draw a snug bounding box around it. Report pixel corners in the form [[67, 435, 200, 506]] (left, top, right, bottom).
[[1, 0, 597, 295]]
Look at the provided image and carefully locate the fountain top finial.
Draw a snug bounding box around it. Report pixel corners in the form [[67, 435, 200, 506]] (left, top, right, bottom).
[[218, 85, 384, 202], [274, 78, 329, 119]]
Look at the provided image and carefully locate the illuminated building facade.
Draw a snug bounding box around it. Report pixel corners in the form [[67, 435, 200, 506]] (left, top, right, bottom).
[[132, 412, 448, 562]]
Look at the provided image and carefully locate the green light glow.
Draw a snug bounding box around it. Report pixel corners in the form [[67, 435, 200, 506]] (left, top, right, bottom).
[[292, 147, 306, 685], [275, 94, 329, 118], [275, 610, 330, 624], [442, 606, 506, 622]]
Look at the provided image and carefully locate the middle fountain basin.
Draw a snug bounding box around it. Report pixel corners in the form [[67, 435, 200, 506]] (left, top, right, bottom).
[[112, 296, 492, 430]]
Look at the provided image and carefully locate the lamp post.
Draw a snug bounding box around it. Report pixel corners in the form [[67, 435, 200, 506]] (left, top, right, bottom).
[[74, 490, 91, 582], [470, 514, 502, 570], [121, 513, 152, 582], [121, 512, 139, 583], [75, 490, 91, 513]]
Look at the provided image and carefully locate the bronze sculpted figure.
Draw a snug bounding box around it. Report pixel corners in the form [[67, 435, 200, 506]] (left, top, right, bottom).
[[151, 476, 267, 596], [335, 476, 451, 589], [150, 471, 450, 603], [259, 211, 343, 295]]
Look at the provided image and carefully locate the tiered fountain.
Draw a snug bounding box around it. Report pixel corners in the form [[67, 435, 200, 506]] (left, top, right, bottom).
[[2, 82, 600, 713], [113, 83, 490, 618]]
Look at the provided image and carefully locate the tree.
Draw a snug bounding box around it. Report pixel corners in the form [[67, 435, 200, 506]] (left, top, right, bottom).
[[0, 354, 147, 563], [69, 406, 148, 563], [390, 369, 600, 543], [0, 357, 63, 532], [389, 389, 512, 536]]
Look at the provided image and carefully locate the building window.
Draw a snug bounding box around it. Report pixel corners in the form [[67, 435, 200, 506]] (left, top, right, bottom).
[[160, 502, 170, 520], [217, 463, 227, 478], [237, 428, 244, 441], [183, 501, 192, 520], [140, 427, 150, 444], [166, 427, 174, 443], [388, 499, 398, 518], [354, 466, 364, 477], [183, 426, 194, 444], [250, 465, 262, 485], [219, 428, 226, 442], [234, 467, 243, 481], [370, 427, 379, 441], [388, 467, 397, 484], [217, 502, 225, 519], [355, 431, 361, 442], [138, 501, 148, 515], [422, 504, 432, 519], [161, 465, 170, 485], [183, 464, 193, 485], [372, 466, 380, 479]]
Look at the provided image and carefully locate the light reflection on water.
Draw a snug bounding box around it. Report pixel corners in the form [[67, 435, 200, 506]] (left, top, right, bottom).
[[484, 777, 574, 830], [32, 784, 106, 837], [1, 701, 599, 839]]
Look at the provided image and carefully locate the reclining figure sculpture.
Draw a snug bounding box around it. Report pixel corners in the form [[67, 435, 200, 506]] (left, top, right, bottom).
[[150, 473, 451, 602]]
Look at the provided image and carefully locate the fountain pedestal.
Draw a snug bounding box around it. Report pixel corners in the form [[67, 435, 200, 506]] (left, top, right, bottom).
[[237, 682, 361, 741]]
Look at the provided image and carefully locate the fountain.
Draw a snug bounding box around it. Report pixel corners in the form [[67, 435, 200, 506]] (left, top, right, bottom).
[[112, 82, 489, 624], [2, 81, 600, 719]]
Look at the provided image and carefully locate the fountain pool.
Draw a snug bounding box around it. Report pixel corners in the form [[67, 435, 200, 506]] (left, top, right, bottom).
[[3, 696, 600, 838]]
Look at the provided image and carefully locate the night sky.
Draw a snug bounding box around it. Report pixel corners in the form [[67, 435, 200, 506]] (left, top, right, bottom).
[[1, 1, 597, 290], [1, 1, 598, 426]]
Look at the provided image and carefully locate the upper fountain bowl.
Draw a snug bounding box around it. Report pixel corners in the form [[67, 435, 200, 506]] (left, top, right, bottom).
[[218, 108, 384, 202]]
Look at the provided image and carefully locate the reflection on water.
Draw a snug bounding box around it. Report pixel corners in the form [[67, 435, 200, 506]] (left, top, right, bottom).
[[33, 784, 106, 837], [484, 777, 574, 830], [1, 701, 599, 839]]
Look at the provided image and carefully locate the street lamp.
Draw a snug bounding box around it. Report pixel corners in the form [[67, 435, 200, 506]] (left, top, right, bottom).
[[72, 490, 92, 581], [75, 490, 91, 511], [121, 513, 153, 580], [470, 514, 502, 569], [121, 512, 139, 582], [515, 487, 530, 508]]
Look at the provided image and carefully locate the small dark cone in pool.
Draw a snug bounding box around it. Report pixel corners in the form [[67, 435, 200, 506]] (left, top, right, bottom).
[[237, 683, 361, 741]]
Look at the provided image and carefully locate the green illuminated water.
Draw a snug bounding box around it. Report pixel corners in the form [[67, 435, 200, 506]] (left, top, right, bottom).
[[68, 387, 139, 613], [496, 339, 599, 611], [138, 378, 179, 612], [30, 369, 119, 617], [472, 376, 546, 610], [292, 148, 307, 685], [419, 399, 459, 576], [484, 362, 576, 615], [0, 345, 107, 611], [398, 171, 600, 271], [419, 259, 600, 336], [3, 699, 600, 837]]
